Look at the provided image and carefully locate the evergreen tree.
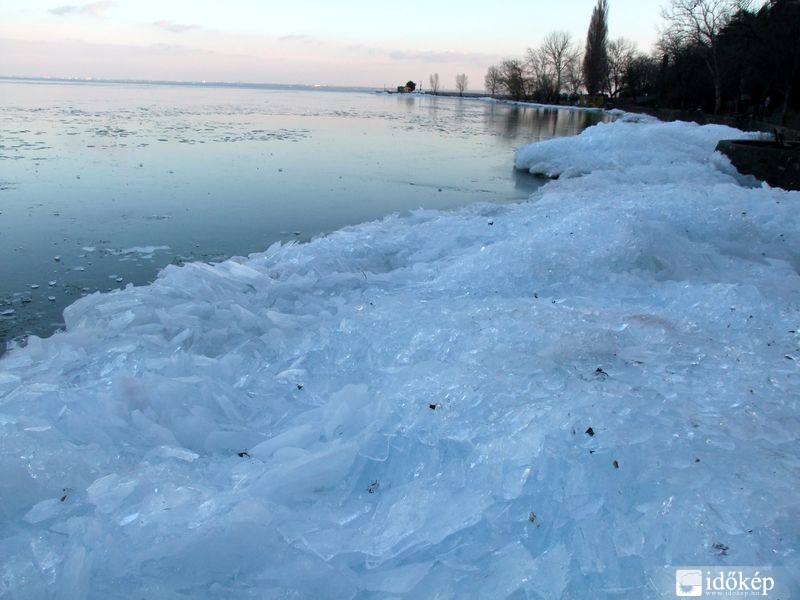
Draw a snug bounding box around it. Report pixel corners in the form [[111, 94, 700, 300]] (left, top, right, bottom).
[[583, 0, 609, 96]]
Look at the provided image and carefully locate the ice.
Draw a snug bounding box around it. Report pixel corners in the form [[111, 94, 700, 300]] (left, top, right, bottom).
[[1, 114, 799, 598], [515, 113, 762, 183], [86, 474, 138, 513], [470, 542, 538, 598], [361, 562, 432, 594], [24, 498, 64, 524], [106, 245, 171, 259], [60, 545, 92, 600], [249, 423, 318, 460], [116, 245, 170, 255]]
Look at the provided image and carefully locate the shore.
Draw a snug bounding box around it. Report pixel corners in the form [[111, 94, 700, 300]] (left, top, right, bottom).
[[1, 114, 798, 597]]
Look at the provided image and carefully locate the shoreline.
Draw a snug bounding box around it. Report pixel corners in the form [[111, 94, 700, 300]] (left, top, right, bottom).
[[1, 85, 600, 350], [2, 112, 799, 596]]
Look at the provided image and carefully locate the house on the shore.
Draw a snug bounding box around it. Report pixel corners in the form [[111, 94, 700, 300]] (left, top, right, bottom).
[[396, 81, 416, 93]]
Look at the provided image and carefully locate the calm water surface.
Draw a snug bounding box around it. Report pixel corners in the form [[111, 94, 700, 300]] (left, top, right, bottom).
[[0, 80, 608, 346]]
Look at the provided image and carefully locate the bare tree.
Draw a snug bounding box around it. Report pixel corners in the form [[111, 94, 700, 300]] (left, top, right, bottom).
[[455, 73, 469, 96], [583, 0, 609, 96], [565, 49, 584, 97], [541, 31, 575, 103], [661, 0, 745, 112], [525, 46, 556, 102], [484, 65, 501, 97], [606, 38, 636, 98], [429, 72, 440, 95], [499, 59, 527, 101]]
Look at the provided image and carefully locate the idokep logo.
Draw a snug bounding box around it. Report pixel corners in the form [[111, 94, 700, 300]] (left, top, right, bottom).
[[673, 568, 779, 597], [676, 570, 703, 596]]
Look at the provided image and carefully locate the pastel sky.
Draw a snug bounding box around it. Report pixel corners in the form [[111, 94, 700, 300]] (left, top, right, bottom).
[[0, 1, 667, 88]]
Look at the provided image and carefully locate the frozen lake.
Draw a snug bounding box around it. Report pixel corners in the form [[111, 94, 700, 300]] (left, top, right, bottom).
[[0, 79, 607, 346], [2, 92, 798, 598]]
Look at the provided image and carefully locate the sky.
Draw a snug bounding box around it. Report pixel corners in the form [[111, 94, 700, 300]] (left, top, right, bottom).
[[0, 1, 667, 89]]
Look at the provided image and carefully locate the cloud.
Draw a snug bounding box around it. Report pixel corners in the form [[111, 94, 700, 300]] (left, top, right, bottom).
[[386, 49, 494, 64], [279, 34, 310, 42], [343, 44, 494, 66], [345, 43, 377, 56], [153, 20, 200, 33], [49, 1, 114, 18]]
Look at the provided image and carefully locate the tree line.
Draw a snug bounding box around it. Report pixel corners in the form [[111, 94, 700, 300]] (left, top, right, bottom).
[[426, 72, 470, 96], [484, 0, 799, 123]]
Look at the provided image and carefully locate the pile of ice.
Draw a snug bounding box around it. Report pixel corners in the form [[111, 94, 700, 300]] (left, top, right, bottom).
[[2, 116, 799, 598]]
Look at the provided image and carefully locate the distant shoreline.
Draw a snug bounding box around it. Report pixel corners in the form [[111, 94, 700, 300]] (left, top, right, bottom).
[[0, 76, 500, 99], [0, 75, 378, 95]]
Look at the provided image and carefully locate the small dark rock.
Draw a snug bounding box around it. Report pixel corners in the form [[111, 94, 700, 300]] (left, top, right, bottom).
[[585, 427, 595, 437], [528, 511, 537, 523], [238, 451, 250, 458], [612, 460, 619, 469], [712, 542, 729, 556], [367, 480, 380, 494]]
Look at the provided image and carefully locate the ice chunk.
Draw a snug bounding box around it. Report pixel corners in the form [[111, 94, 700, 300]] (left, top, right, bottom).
[[0, 458, 47, 518], [0, 372, 21, 392], [60, 545, 92, 600], [361, 562, 432, 594], [470, 542, 537, 598], [111, 245, 170, 256], [253, 442, 358, 499], [151, 445, 199, 463], [86, 474, 137, 513], [249, 424, 318, 460], [24, 498, 64, 524]]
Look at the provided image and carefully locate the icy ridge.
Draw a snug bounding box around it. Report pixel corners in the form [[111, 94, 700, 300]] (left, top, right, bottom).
[[1, 117, 799, 598]]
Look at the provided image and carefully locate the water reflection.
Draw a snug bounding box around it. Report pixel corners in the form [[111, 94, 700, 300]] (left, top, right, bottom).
[[0, 81, 608, 345], [490, 105, 599, 142]]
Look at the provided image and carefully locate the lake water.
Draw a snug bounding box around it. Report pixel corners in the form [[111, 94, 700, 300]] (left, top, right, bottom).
[[0, 80, 608, 346]]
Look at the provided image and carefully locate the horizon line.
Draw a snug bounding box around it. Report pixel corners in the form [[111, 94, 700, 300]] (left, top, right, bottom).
[[0, 74, 388, 92]]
